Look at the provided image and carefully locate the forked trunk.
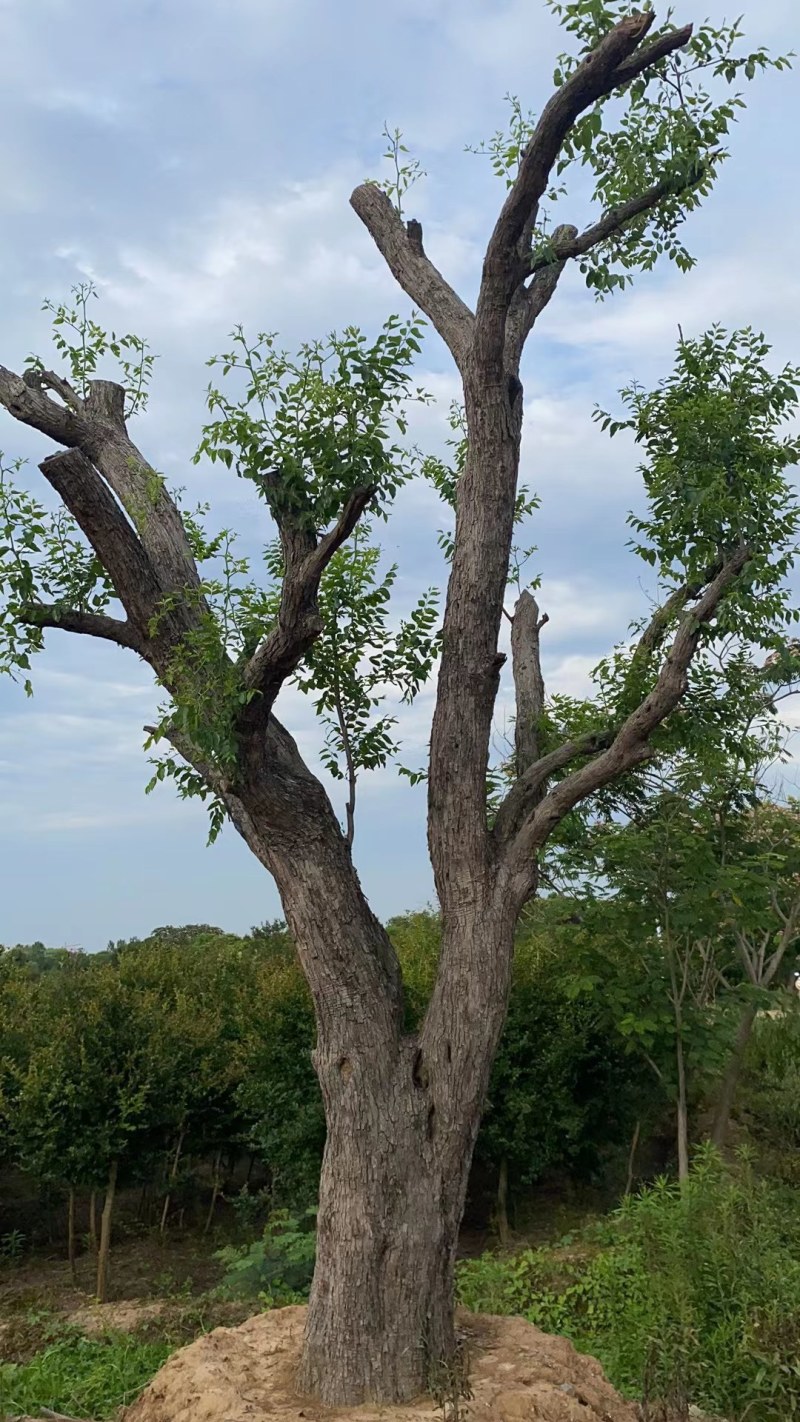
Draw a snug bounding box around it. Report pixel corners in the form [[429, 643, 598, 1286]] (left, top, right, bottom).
[[231, 738, 519, 1407]]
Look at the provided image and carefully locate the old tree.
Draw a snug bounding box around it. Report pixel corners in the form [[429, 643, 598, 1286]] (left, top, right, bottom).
[[1, 1, 798, 1406]]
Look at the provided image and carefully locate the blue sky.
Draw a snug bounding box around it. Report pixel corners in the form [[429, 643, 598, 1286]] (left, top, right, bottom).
[[1, 0, 798, 950]]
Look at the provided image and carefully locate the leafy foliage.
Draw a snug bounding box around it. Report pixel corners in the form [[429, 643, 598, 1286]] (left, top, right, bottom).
[[458, 1148, 800, 1420], [214, 1209, 317, 1306]]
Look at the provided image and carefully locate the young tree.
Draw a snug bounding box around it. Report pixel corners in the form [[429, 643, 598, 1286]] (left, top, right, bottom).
[[0, 3, 796, 1403], [710, 798, 800, 1145]]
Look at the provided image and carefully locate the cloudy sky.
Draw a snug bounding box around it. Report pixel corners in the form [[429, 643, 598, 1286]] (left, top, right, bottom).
[[0, 0, 798, 951]]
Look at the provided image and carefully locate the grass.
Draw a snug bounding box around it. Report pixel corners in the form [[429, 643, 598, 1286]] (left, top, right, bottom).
[[0, 1330, 172, 1419]]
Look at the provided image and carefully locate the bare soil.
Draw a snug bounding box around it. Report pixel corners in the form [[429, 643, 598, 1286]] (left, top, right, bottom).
[[123, 1304, 639, 1422]]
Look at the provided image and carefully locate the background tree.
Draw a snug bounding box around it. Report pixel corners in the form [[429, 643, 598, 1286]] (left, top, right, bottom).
[[0, 3, 796, 1404]]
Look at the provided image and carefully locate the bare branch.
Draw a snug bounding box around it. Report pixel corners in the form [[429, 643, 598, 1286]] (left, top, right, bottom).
[[613, 22, 696, 88], [350, 185, 475, 369], [492, 728, 615, 847], [19, 603, 141, 651], [502, 547, 751, 886], [494, 562, 724, 849], [243, 485, 376, 710], [511, 590, 548, 774], [478, 11, 693, 341], [505, 224, 578, 369], [0, 364, 205, 608], [23, 366, 84, 413], [0, 364, 86, 447], [311, 485, 376, 575]]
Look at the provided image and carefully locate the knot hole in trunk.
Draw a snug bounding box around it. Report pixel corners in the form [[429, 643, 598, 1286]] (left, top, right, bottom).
[[412, 1047, 429, 1090]]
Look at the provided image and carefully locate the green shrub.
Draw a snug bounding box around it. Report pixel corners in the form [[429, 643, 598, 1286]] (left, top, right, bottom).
[[457, 1148, 800, 1420], [214, 1208, 316, 1305], [0, 1333, 171, 1419], [741, 1006, 800, 1180]]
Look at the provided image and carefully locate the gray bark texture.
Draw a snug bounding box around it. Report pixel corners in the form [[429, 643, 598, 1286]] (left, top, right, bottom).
[[0, 10, 756, 1407]]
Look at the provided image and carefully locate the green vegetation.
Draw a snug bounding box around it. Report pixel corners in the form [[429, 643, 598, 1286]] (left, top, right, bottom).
[[458, 1148, 800, 1422], [0, 1332, 172, 1420], [0, 0, 798, 1409]]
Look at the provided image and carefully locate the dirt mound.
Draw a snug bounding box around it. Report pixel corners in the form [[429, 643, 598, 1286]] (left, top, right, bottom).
[[70, 1299, 170, 1334], [123, 1304, 638, 1422]]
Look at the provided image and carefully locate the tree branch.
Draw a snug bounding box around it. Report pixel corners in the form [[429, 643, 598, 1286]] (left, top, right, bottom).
[[492, 728, 616, 847], [501, 546, 751, 888], [0, 365, 205, 609], [511, 590, 548, 774], [37, 450, 167, 646], [243, 485, 376, 711], [493, 564, 721, 850], [505, 224, 578, 370], [349, 185, 475, 370], [478, 11, 693, 345], [0, 364, 86, 447], [19, 603, 141, 650], [527, 161, 713, 281]]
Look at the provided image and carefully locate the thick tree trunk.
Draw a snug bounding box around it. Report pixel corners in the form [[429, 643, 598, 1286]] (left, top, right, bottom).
[[294, 894, 517, 1405], [711, 999, 759, 1149], [96, 1158, 118, 1303], [297, 1038, 477, 1405], [227, 718, 519, 1406]]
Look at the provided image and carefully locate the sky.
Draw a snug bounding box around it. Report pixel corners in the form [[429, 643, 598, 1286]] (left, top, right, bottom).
[[0, 0, 799, 951]]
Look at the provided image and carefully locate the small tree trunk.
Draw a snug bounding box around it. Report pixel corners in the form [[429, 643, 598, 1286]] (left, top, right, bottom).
[[96, 1159, 118, 1303], [624, 1120, 641, 1198], [160, 1125, 186, 1239], [88, 1190, 98, 1255], [711, 999, 759, 1149], [496, 1156, 510, 1247], [675, 1032, 690, 1186], [67, 1187, 77, 1284], [203, 1149, 223, 1236]]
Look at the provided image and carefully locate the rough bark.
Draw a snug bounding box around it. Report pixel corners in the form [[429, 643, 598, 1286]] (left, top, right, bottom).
[[96, 1158, 118, 1303], [227, 763, 518, 1405]]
